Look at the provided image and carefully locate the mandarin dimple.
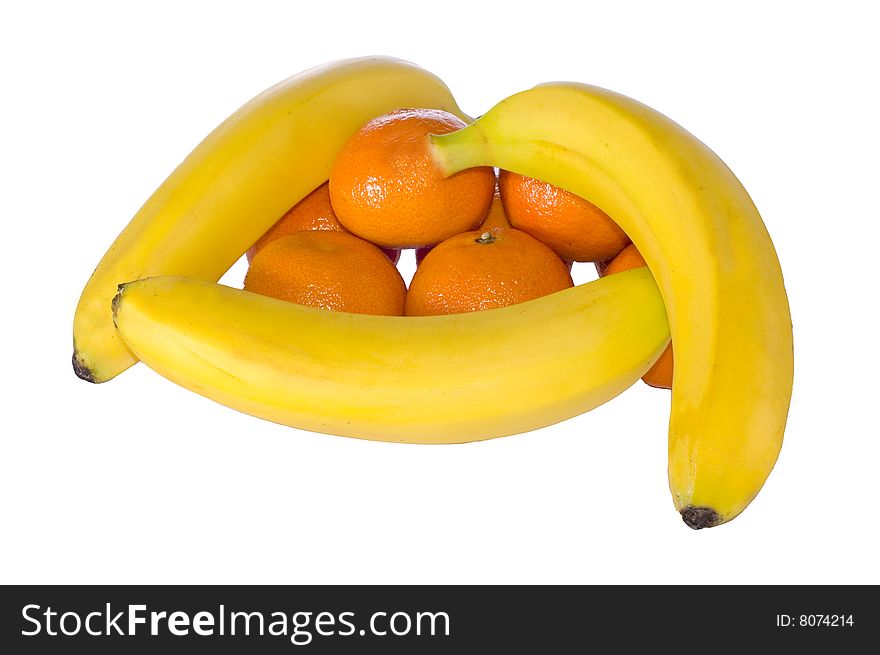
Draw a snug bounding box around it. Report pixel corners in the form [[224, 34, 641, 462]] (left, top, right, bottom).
[[406, 226, 573, 316], [416, 186, 510, 266]]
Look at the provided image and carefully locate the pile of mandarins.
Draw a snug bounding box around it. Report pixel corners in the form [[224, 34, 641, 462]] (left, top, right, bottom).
[[243, 109, 672, 388]]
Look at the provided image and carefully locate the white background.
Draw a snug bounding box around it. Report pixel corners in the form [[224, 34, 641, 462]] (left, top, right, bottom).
[[2, 1, 878, 584]]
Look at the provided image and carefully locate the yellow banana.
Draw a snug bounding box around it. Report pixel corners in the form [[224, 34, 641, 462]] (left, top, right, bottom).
[[431, 84, 793, 527], [111, 272, 669, 443], [73, 56, 465, 383]]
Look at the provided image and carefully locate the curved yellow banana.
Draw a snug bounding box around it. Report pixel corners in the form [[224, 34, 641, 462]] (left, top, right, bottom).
[[431, 84, 793, 526], [112, 272, 669, 443], [73, 56, 466, 383]]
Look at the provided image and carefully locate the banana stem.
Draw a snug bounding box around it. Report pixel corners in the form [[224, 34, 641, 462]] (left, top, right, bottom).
[[430, 126, 490, 177]]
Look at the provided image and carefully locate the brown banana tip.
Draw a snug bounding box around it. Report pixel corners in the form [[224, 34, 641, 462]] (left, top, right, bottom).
[[72, 352, 97, 383], [681, 506, 721, 530]]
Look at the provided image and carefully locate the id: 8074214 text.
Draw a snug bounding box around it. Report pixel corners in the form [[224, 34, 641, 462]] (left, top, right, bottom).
[[776, 614, 854, 628]]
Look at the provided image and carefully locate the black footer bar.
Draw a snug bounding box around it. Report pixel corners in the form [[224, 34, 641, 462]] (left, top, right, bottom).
[[1, 585, 873, 653]]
